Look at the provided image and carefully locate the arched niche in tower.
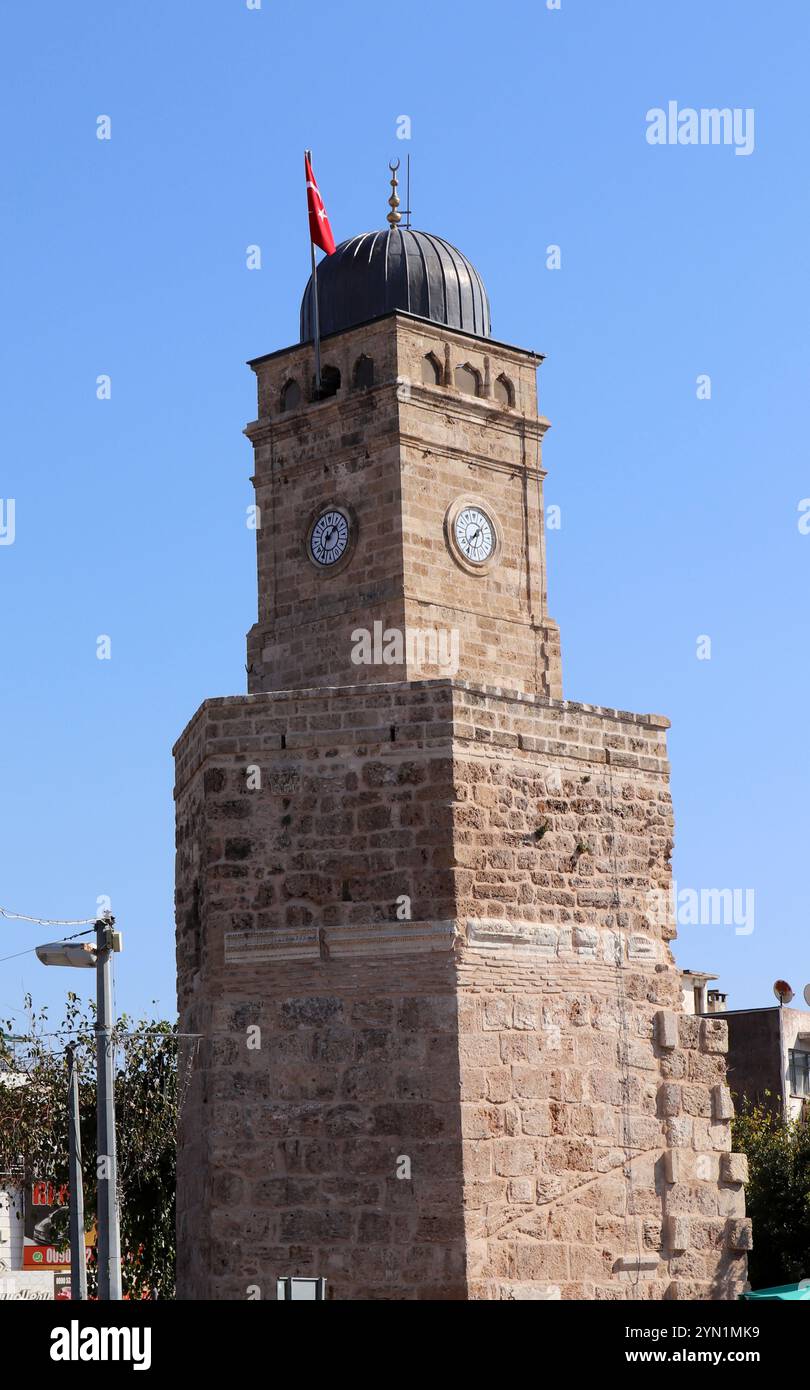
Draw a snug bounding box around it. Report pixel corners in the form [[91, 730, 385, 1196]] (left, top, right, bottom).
[[280, 379, 302, 412], [314, 364, 341, 401], [494, 374, 514, 407], [454, 362, 481, 397], [421, 352, 443, 386], [353, 354, 374, 390]]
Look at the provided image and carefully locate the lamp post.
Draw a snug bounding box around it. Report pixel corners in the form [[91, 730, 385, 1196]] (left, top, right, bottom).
[[94, 916, 122, 1300], [36, 914, 123, 1300]]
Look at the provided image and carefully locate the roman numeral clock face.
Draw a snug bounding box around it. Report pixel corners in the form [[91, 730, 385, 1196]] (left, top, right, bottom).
[[445, 497, 501, 574], [309, 509, 350, 567], [454, 506, 494, 564]]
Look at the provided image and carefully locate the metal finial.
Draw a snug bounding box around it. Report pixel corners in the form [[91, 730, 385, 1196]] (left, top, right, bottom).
[[387, 159, 402, 227]]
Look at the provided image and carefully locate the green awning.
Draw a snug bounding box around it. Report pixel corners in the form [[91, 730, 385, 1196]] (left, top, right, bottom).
[[741, 1282, 810, 1301]]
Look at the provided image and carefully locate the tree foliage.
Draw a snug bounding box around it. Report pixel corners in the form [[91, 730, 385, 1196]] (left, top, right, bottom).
[[732, 1097, 810, 1290], [0, 993, 182, 1298]]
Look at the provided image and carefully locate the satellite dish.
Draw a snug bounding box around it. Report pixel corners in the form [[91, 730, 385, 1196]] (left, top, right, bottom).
[[803, 984, 810, 1008], [773, 979, 794, 1006]]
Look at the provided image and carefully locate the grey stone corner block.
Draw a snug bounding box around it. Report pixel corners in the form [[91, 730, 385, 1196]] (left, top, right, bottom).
[[712, 1084, 734, 1121], [700, 1016, 729, 1054], [720, 1152, 749, 1186], [664, 1214, 690, 1253], [726, 1218, 753, 1251], [658, 1082, 682, 1117], [655, 1010, 679, 1050]]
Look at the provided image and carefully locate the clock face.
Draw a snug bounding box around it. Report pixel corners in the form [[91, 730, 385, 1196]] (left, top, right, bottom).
[[454, 506, 495, 565], [309, 509, 350, 567]]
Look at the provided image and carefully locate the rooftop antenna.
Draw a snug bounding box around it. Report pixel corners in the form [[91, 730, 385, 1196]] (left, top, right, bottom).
[[773, 979, 794, 1007]]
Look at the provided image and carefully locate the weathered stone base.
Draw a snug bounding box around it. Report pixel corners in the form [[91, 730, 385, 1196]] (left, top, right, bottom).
[[174, 681, 748, 1300]]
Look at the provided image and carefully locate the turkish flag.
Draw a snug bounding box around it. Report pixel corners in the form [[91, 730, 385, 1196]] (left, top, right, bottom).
[[305, 152, 336, 256]]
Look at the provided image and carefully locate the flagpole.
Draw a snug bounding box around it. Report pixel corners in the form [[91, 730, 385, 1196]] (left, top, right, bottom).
[[306, 149, 323, 398], [310, 237, 323, 398]]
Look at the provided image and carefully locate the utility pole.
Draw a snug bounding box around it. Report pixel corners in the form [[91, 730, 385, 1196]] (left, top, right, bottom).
[[95, 914, 122, 1300], [65, 1043, 87, 1300]]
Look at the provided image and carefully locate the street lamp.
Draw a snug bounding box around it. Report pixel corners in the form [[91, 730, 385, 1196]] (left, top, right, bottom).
[[35, 941, 97, 969], [36, 914, 123, 1300]]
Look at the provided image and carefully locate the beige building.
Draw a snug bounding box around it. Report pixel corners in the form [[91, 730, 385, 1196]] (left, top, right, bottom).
[[173, 189, 749, 1300], [679, 974, 810, 1124]]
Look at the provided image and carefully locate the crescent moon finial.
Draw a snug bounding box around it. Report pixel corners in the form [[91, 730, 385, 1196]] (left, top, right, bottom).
[[386, 160, 402, 227]]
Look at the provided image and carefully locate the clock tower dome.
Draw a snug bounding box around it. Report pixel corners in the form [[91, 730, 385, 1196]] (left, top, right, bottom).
[[174, 184, 749, 1302]]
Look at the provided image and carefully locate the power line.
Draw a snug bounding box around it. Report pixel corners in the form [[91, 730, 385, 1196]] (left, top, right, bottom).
[[2, 1028, 202, 1041], [0, 946, 42, 966], [0, 906, 98, 928]]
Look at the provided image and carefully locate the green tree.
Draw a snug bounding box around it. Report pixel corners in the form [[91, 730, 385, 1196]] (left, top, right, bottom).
[[0, 994, 183, 1298], [732, 1097, 810, 1289]]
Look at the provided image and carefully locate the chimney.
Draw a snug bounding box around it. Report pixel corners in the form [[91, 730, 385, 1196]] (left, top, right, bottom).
[[707, 990, 728, 1014]]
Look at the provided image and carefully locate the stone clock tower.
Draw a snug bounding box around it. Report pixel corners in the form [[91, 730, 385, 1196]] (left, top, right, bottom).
[[174, 185, 749, 1300]]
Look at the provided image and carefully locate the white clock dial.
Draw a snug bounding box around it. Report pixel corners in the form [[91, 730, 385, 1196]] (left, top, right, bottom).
[[454, 506, 495, 564], [309, 509, 350, 567]]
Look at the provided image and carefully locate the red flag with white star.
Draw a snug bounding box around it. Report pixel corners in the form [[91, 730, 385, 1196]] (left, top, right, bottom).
[[305, 152, 336, 256]]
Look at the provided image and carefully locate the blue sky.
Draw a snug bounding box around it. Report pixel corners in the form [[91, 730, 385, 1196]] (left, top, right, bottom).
[[1, 0, 808, 1023]]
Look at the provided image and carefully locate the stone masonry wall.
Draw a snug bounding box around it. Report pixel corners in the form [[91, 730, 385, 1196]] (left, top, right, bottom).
[[396, 318, 561, 699], [174, 680, 748, 1300], [245, 315, 561, 698], [175, 682, 466, 1299], [447, 685, 748, 1299]]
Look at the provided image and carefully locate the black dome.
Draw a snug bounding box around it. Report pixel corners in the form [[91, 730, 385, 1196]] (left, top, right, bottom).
[[300, 228, 491, 341]]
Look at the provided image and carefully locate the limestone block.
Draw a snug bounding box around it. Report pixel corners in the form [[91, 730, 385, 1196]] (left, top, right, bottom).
[[681, 1083, 712, 1118], [572, 926, 598, 957], [466, 1239, 488, 1275], [514, 1242, 570, 1281], [717, 1185, 746, 1219], [663, 1150, 685, 1184], [726, 1219, 753, 1251], [678, 1015, 701, 1050], [483, 997, 512, 1031], [666, 1116, 694, 1148], [513, 997, 542, 1031], [493, 1141, 538, 1177], [665, 1280, 712, 1300], [656, 1010, 678, 1050], [462, 1104, 504, 1139], [700, 1018, 728, 1054], [720, 1152, 749, 1186], [627, 1040, 657, 1071], [687, 1051, 727, 1084], [693, 1151, 719, 1183], [627, 1115, 662, 1148], [485, 1069, 513, 1104], [493, 1282, 561, 1300], [712, 1085, 734, 1121], [664, 1215, 690, 1253], [521, 1106, 552, 1137], [659, 1083, 682, 1117], [512, 1066, 550, 1100], [660, 1051, 686, 1080], [614, 1253, 659, 1277]]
